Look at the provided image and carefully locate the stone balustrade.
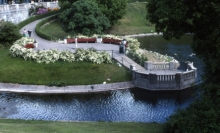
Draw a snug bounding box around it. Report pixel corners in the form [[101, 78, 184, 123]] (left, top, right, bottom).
[[132, 61, 197, 90], [144, 61, 178, 70]]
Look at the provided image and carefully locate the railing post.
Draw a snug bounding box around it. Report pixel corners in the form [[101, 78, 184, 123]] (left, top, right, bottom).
[[144, 61, 153, 70], [122, 57, 123, 65], [176, 72, 183, 89], [112, 50, 113, 59]]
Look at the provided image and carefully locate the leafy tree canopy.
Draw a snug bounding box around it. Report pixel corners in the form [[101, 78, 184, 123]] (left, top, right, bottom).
[[164, 83, 220, 133], [59, 0, 110, 36], [146, 0, 220, 84], [94, 0, 127, 25], [58, 0, 127, 25], [147, 1, 220, 132], [58, 0, 77, 9]]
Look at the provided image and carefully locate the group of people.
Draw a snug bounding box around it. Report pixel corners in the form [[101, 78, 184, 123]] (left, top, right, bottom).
[[23, 29, 32, 37]]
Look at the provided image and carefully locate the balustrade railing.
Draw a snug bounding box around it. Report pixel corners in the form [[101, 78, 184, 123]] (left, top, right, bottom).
[[144, 61, 178, 70], [132, 61, 197, 90]]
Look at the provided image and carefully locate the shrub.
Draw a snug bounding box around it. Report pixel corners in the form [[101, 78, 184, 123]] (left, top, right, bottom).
[[164, 84, 220, 133], [10, 37, 112, 64], [0, 20, 22, 48], [29, 5, 51, 16], [37, 8, 48, 15], [48, 81, 66, 87], [59, 0, 110, 36], [126, 50, 148, 66]]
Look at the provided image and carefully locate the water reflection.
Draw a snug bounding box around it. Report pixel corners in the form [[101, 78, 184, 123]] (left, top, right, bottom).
[[0, 88, 195, 123]]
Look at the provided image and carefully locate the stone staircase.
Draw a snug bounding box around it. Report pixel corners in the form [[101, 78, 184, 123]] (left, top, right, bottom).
[[113, 55, 146, 71]]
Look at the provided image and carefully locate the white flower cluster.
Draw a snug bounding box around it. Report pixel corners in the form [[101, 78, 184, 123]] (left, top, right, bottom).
[[67, 34, 140, 53], [9, 37, 112, 64]]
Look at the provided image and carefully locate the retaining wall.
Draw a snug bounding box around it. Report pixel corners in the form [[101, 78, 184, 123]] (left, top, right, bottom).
[[132, 61, 197, 90]]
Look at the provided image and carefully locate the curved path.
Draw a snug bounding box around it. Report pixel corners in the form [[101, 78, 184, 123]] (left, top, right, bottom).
[[0, 19, 145, 94]]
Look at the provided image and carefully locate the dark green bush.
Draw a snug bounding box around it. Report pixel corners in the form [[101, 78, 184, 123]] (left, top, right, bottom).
[[164, 84, 220, 133], [59, 0, 110, 36], [127, 0, 147, 2], [48, 81, 66, 87], [0, 20, 22, 48], [28, 5, 46, 16]]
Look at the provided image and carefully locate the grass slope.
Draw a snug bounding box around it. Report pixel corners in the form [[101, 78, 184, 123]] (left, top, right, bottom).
[[0, 119, 165, 133], [108, 2, 154, 35], [0, 49, 131, 85], [41, 2, 154, 39]]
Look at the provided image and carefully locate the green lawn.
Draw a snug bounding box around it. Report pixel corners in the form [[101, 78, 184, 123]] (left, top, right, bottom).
[[41, 2, 154, 39], [0, 119, 165, 133], [0, 49, 131, 85], [108, 2, 155, 35], [0, 2, 166, 132]]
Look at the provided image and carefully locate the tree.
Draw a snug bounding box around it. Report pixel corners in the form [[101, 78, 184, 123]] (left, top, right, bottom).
[[164, 84, 220, 133], [146, 0, 220, 84], [58, 0, 127, 25], [94, 0, 127, 25], [58, 0, 77, 9], [59, 0, 110, 36], [0, 20, 22, 48], [146, 1, 220, 132]]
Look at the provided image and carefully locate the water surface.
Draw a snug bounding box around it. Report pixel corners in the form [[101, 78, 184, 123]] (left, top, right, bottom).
[[0, 35, 202, 123]]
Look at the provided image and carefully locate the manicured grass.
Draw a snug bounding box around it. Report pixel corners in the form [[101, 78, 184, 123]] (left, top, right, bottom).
[[0, 2, 165, 132], [40, 19, 70, 40], [0, 49, 131, 85], [108, 2, 155, 35], [41, 2, 154, 39], [0, 119, 165, 133]]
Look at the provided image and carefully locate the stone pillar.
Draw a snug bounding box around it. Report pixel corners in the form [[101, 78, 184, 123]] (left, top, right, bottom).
[[149, 73, 157, 84], [96, 37, 102, 43], [192, 68, 197, 79], [132, 71, 136, 81], [34, 42, 38, 48], [130, 64, 136, 71], [176, 72, 183, 89], [169, 61, 175, 70], [75, 38, 77, 48], [144, 61, 153, 70], [64, 39, 67, 44], [46, 2, 50, 7]]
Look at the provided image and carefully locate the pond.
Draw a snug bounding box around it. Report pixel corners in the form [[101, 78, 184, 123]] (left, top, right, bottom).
[[0, 35, 203, 123], [137, 34, 203, 82]]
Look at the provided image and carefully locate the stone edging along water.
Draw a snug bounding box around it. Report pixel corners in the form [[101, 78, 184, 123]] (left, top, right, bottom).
[[0, 82, 134, 94]]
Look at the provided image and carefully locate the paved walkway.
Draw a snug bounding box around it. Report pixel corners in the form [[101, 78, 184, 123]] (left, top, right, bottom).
[[21, 19, 145, 71], [0, 18, 145, 94]]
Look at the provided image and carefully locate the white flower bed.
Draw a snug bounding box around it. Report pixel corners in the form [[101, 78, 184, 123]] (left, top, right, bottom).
[[10, 35, 176, 65], [9, 37, 112, 64]]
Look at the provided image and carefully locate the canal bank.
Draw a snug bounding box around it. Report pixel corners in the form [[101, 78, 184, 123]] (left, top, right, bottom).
[[0, 81, 134, 94]]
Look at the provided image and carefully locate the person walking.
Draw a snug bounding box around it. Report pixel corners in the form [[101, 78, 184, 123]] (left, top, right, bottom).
[[28, 29, 32, 37], [23, 29, 27, 37]]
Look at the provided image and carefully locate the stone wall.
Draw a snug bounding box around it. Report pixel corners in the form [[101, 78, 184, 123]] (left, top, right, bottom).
[[0, 2, 59, 24], [132, 61, 197, 90]]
